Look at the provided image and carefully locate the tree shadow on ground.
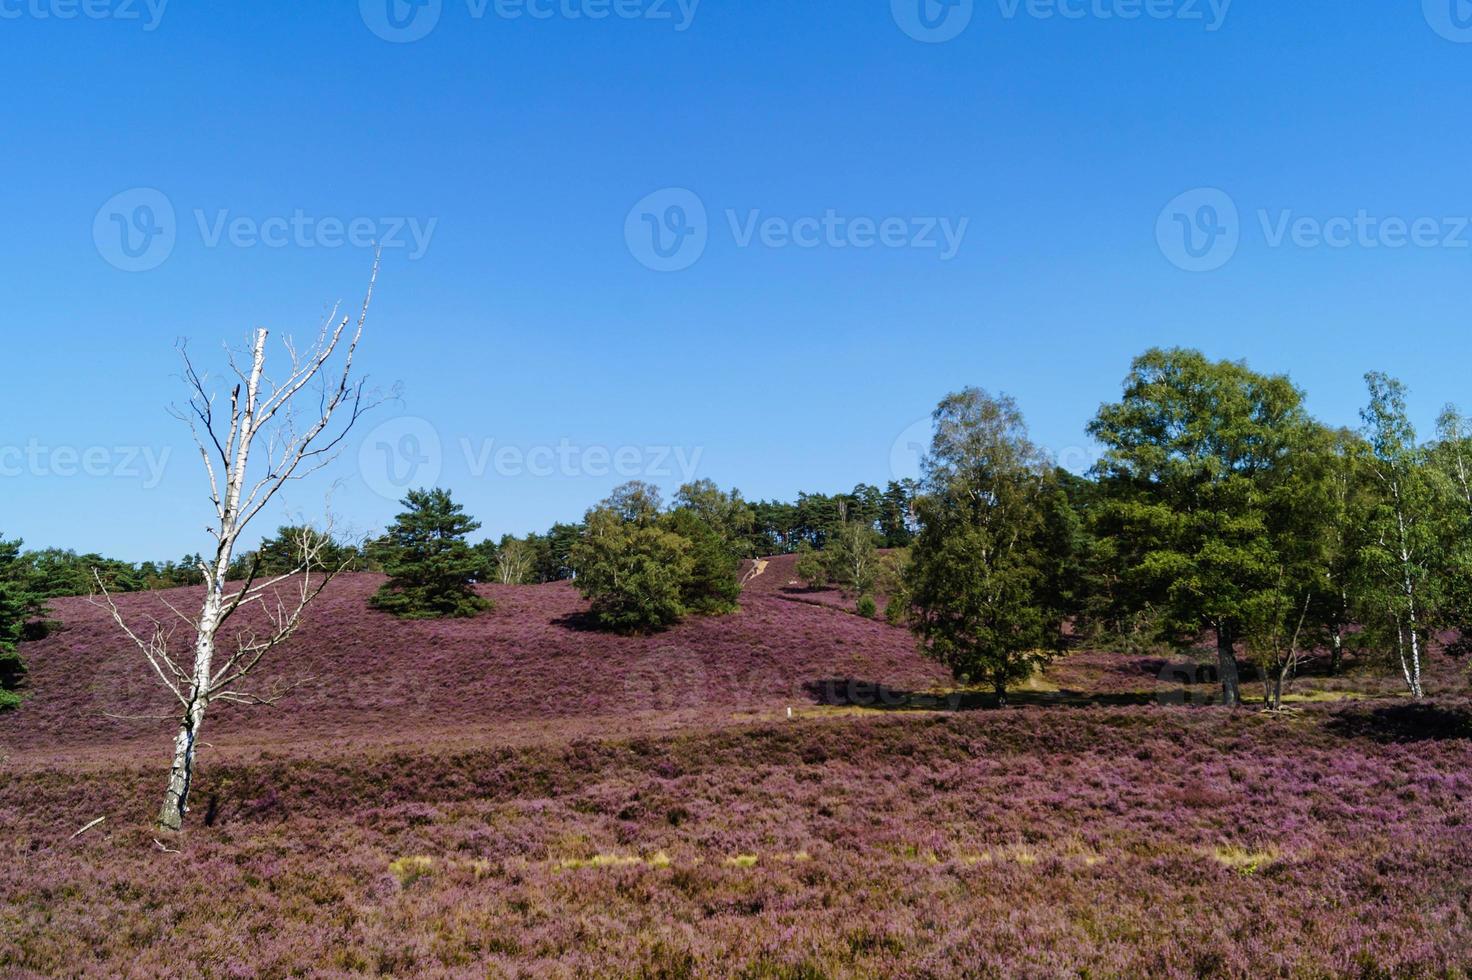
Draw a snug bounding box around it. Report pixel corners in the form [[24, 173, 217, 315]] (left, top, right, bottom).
[[802, 678, 1157, 712], [1326, 700, 1472, 743], [550, 610, 606, 633]]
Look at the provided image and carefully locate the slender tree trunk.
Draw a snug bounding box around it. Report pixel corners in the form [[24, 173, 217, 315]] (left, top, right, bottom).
[[1394, 494, 1425, 700], [1330, 629, 1343, 675], [159, 692, 206, 832], [159, 588, 222, 831], [1395, 622, 1417, 699], [1216, 626, 1242, 707]]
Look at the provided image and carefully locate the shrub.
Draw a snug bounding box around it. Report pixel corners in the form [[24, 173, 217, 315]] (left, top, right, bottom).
[[793, 542, 829, 589], [572, 503, 693, 633], [884, 598, 905, 626], [856, 595, 877, 619]]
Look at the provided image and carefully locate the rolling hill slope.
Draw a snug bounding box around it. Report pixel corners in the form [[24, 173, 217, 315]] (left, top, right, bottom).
[[0, 565, 948, 765]]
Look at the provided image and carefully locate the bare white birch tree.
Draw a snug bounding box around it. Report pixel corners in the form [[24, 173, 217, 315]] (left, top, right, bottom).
[[96, 257, 380, 832]]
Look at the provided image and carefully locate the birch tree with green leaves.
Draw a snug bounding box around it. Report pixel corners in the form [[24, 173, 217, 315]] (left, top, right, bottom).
[[904, 388, 1056, 707], [1356, 373, 1439, 700]]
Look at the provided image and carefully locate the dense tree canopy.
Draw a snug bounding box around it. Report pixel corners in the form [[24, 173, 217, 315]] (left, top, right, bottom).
[[0, 535, 46, 710], [1087, 348, 1315, 706]]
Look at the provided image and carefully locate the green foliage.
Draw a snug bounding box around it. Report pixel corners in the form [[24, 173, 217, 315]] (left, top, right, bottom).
[[825, 519, 882, 597], [1352, 374, 1448, 697], [0, 534, 46, 709], [883, 595, 905, 626], [568, 481, 748, 631], [793, 542, 829, 589], [856, 595, 877, 619], [572, 489, 693, 633], [230, 526, 361, 579], [1087, 348, 1315, 705], [371, 488, 493, 620], [744, 481, 918, 556], [1431, 405, 1472, 657], [904, 388, 1059, 705], [662, 507, 741, 616]]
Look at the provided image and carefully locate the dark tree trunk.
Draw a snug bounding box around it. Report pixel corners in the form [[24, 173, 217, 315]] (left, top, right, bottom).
[[993, 677, 1008, 709], [1216, 626, 1242, 707]]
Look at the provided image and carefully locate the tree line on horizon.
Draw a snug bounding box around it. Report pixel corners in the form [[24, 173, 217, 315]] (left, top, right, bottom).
[[4, 346, 1471, 711]]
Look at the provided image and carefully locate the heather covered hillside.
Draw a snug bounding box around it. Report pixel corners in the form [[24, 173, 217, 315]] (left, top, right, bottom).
[[0, 567, 949, 764]]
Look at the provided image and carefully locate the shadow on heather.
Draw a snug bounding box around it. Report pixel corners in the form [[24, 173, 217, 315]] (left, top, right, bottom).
[[802, 677, 1157, 712], [1326, 701, 1472, 743]]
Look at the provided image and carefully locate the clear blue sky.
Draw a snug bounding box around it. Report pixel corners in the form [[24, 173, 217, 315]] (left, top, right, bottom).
[[4, 0, 1471, 561]]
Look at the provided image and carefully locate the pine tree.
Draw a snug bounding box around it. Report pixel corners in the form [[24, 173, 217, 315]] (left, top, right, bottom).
[[0, 535, 45, 709], [370, 489, 492, 619]]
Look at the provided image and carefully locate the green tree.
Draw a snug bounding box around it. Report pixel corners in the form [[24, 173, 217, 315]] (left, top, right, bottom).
[[662, 507, 741, 615], [793, 541, 829, 589], [826, 517, 882, 598], [675, 480, 755, 553], [1088, 349, 1315, 707], [1430, 405, 1472, 660], [904, 388, 1057, 707], [370, 488, 492, 619], [1355, 374, 1443, 699], [235, 526, 361, 579], [0, 535, 45, 710], [571, 486, 692, 633], [1237, 423, 1339, 710]]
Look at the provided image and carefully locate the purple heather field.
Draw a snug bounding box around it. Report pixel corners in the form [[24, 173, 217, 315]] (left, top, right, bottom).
[[3, 555, 1471, 977]]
